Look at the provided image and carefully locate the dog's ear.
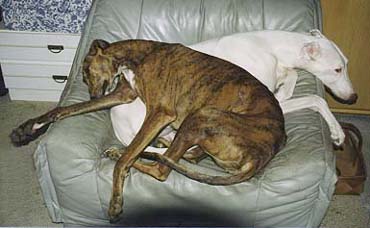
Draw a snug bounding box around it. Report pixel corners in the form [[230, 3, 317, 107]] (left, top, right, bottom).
[[88, 39, 110, 56], [301, 41, 321, 61]]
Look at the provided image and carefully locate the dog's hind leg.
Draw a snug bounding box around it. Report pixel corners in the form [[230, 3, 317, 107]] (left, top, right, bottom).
[[133, 108, 257, 183], [133, 131, 196, 181], [133, 107, 285, 186], [130, 109, 212, 181]]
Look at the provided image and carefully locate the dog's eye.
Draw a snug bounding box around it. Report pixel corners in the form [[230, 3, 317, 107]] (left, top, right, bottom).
[[335, 68, 342, 73]]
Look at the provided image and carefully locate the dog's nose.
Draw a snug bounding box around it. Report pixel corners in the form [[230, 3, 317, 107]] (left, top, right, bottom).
[[90, 95, 99, 100], [346, 93, 358, 104]]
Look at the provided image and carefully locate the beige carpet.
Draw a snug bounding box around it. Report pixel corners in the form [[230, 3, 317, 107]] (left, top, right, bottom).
[[0, 94, 368, 227], [0, 95, 61, 226]]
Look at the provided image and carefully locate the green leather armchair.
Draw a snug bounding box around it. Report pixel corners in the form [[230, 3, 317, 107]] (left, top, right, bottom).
[[34, 0, 336, 226]]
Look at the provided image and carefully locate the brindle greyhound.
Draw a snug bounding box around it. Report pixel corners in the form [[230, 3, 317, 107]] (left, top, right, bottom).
[[10, 39, 286, 222]]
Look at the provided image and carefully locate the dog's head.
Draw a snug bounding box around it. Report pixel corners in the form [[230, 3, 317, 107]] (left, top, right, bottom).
[[300, 30, 357, 104], [83, 39, 120, 99]]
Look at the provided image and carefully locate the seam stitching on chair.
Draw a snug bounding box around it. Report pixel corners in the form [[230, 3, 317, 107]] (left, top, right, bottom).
[[135, 0, 145, 39], [261, 0, 265, 29], [198, 0, 205, 42]]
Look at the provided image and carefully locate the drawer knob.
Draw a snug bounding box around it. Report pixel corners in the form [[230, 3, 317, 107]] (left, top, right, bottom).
[[47, 45, 64, 54], [52, 75, 67, 83]]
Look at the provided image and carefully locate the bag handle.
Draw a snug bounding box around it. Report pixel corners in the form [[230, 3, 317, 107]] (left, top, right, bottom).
[[340, 122, 363, 155], [339, 122, 366, 176]]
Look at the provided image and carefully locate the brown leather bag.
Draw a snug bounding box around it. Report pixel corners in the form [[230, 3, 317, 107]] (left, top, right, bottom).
[[334, 122, 367, 195]]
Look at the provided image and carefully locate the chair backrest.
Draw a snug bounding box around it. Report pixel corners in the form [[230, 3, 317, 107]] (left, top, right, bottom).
[[64, 0, 322, 100], [85, 0, 322, 44]]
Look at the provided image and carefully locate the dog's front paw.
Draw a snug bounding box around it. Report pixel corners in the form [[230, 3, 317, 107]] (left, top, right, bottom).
[[330, 124, 345, 147], [102, 147, 122, 161], [10, 107, 63, 147], [108, 195, 123, 223], [10, 118, 51, 147]]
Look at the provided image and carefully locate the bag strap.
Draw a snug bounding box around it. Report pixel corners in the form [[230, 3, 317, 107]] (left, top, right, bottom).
[[339, 122, 366, 177], [340, 122, 363, 155]]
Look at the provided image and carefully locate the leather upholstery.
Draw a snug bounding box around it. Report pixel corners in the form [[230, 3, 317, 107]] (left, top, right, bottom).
[[34, 0, 336, 226]]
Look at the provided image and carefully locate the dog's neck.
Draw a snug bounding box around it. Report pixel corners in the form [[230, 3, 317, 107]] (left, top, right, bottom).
[[106, 39, 166, 72], [260, 32, 321, 69]]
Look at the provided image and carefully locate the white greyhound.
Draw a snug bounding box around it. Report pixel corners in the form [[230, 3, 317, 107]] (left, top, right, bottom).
[[109, 30, 357, 154]]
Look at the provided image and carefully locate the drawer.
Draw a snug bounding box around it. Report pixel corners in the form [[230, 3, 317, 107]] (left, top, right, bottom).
[[4, 76, 67, 90], [0, 46, 77, 63], [8, 88, 63, 102], [1, 61, 71, 78], [0, 30, 80, 48], [0, 30, 78, 102]]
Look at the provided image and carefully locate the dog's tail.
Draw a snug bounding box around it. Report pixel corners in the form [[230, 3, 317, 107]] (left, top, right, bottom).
[[139, 151, 256, 185]]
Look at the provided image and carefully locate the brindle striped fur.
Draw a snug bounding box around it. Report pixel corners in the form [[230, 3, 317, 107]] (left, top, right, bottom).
[[10, 39, 286, 222]]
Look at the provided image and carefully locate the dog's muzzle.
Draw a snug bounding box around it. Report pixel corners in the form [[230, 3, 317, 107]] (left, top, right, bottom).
[[336, 93, 358, 105], [326, 88, 358, 105], [345, 93, 358, 105]]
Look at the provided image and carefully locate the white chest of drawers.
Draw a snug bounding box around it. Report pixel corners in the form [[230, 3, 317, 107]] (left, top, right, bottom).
[[0, 30, 81, 101]]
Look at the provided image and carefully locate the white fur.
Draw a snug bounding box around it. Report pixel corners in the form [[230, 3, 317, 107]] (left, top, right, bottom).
[[118, 65, 136, 89], [111, 30, 355, 149], [32, 122, 46, 131]]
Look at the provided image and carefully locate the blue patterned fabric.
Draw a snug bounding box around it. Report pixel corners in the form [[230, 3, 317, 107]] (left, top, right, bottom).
[[0, 0, 92, 33]]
